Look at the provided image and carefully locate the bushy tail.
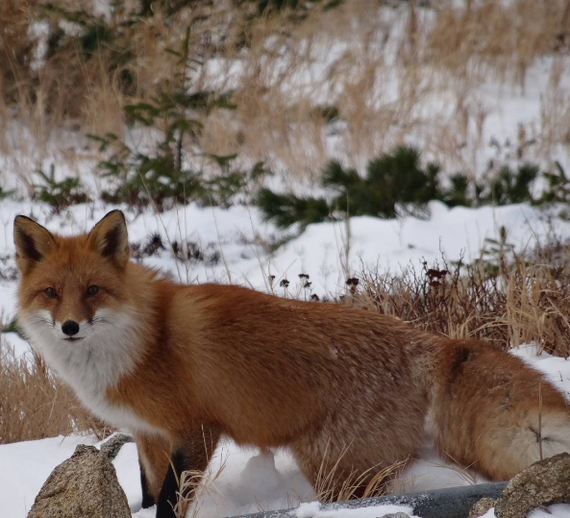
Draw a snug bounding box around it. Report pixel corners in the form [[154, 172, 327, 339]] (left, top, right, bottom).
[[430, 339, 570, 480], [472, 410, 570, 480]]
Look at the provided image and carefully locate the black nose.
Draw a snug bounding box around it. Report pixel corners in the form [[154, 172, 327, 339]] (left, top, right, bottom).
[[61, 320, 80, 336]]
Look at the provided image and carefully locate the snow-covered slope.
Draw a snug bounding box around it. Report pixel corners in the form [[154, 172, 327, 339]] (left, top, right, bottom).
[[0, 199, 568, 321]]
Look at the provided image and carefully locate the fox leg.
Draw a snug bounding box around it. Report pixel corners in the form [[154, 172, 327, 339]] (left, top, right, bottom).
[[135, 433, 171, 508], [156, 424, 222, 518]]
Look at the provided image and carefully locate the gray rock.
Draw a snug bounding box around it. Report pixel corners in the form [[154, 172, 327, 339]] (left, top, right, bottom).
[[494, 453, 570, 518], [381, 513, 412, 518], [469, 497, 496, 517], [100, 433, 134, 461], [27, 444, 131, 518]]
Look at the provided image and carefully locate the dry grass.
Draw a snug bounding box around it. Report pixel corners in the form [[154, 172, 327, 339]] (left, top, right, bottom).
[[428, 0, 570, 85], [313, 438, 408, 503], [1, 0, 569, 189], [172, 464, 228, 518], [172, 430, 227, 518], [0, 338, 109, 444], [354, 242, 570, 358]]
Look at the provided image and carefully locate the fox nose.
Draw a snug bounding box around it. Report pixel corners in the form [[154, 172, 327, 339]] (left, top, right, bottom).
[[61, 320, 80, 336]]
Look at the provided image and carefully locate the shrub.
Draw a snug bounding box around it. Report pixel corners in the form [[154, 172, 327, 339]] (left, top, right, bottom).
[[253, 0, 343, 16], [540, 161, 570, 204], [0, 173, 15, 201], [323, 146, 442, 218], [443, 173, 473, 208], [37, 2, 138, 116], [198, 157, 269, 208], [485, 163, 539, 205], [256, 188, 330, 228], [33, 165, 90, 212], [256, 145, 559, 229], [92, 27, 239, 211], [258, 145, 445, 228]]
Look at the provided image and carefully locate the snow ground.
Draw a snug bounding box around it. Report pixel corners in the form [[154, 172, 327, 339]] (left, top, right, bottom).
[[1, 339, 570, 518]]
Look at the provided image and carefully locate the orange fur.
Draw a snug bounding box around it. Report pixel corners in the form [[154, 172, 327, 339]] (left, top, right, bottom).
[[14, 211, 570, 517]]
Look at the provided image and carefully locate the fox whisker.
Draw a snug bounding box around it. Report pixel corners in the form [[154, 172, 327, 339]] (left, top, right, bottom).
[[28, 317, 52, 329]]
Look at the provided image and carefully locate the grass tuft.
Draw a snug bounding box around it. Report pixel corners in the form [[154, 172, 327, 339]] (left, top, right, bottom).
[[0, 338, 109, 444]]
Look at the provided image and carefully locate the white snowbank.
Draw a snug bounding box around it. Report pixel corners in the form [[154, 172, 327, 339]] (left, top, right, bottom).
[[295, 501, 417, 518], [0, 200, 568, 312]]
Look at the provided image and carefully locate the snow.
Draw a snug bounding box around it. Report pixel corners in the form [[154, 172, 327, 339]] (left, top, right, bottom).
[[295, 501, 417, 518], [1, 343, 569, 518], [0, 200, 568, 311], [0, 435, 97, 518], [1, 333, 32, 364], [478, 504, 570, 518], [528, 506, 570, 518], [113, 442, 144, 512], [256, 201, 570, 295], [511, 344, 570, 402]]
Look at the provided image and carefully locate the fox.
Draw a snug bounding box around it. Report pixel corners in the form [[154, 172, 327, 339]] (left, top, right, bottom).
[[13, 210, 570, 517]]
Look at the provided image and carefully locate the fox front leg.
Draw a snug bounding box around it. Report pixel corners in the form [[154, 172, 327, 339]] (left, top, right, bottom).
[[156, 425, 221, 518], [134, 433, 171, 509]]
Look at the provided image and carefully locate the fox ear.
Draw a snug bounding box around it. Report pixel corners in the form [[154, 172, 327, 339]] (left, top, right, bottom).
[[88, 210, 130, 267], [13, 216, 55, 273]]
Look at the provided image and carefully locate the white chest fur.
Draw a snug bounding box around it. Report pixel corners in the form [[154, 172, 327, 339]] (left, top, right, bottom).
[[20, 308, 160, 435]]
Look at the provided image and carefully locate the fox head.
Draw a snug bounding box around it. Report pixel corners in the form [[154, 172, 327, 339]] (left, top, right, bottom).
[[14, 210, 133, 345]]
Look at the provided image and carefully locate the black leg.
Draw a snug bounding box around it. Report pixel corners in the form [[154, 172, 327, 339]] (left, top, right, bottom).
[[156, 449, 186, 518], [140, 458, 155, 509], [155, 425, 222, 518]]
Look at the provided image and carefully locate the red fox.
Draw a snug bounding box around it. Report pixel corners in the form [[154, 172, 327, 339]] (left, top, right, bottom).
[[14, 210, 570, 517]]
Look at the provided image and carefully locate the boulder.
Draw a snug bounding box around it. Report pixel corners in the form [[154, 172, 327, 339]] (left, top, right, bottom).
[[494, 453, 570, 518], [100, 433, 134, 462], [468, 497, 496, 517], [27, 444, 131, 518]]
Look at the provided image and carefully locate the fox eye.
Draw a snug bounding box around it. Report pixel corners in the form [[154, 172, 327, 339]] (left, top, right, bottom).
[[86, 285, 99, 297], [45, 287, 57, 299]]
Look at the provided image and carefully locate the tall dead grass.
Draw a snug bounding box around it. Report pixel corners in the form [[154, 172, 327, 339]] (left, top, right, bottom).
[[2, 0, 569, 188], [356, 242, 570, 358], [428, 0, 570, 87], [313, 438, 407, 503], [0, 339, 108, 444]]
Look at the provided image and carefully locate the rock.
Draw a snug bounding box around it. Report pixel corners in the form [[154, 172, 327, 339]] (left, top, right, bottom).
[[469, 497, 496, 517], [494, 453, 570, 518], [100, 433, 134, 461], [27, 444, 131, 518], [381, 513, 412, 518]]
